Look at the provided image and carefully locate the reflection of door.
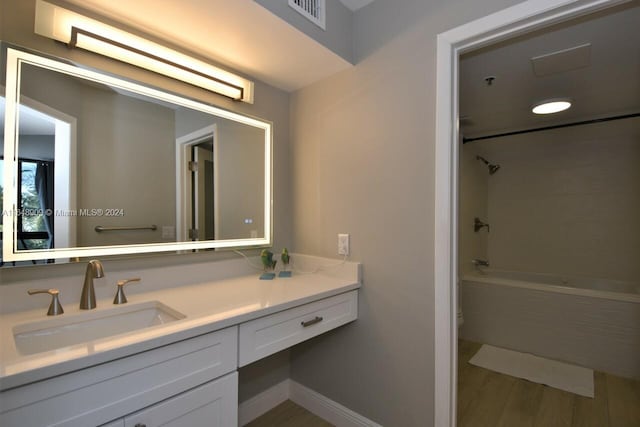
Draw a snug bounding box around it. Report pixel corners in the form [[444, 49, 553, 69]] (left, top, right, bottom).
[[175, 124, 219, 243], [191, 142, 215, 241], [1, 94, 76, 265]]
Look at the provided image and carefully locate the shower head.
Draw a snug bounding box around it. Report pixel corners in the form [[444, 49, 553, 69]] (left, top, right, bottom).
[[476, 156, 500, 175]]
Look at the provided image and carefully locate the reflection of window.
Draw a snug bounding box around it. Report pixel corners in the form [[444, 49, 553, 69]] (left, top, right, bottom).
[[0, 158, 55, 252]]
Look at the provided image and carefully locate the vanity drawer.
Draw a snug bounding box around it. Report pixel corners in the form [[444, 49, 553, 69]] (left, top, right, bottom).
[[239, 290, 358, 366], [0, 326, 237, 427]]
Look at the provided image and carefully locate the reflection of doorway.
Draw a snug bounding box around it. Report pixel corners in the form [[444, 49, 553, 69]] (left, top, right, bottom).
[[0, 94, 76, 264], [191, 140, 215, 241], [175, 124, 219, 242]]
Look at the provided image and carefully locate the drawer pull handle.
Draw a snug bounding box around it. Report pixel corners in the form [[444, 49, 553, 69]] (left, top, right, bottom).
[[134, 424, 146, 427], [301, 316, 323, 327]]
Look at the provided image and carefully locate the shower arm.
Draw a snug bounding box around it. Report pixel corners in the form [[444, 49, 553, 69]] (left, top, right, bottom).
[[476, 155, 501, 175]]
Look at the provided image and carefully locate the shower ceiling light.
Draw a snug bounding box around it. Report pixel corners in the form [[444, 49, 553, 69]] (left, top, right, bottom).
[[532, 99, 572, 114], [34, 0, 254, 103]]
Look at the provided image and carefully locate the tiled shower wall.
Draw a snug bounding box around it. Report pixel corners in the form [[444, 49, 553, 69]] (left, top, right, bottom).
[[482, 117, 640, 282]]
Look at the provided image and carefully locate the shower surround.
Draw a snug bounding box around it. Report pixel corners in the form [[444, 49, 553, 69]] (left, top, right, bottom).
[[460, 269, 640, 379]]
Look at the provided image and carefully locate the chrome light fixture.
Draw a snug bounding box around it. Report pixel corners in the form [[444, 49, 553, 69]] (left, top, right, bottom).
[[34, 0, 254, 103], [532, 98, 572, 114]]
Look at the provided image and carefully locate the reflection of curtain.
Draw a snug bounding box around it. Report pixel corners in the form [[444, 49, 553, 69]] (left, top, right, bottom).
[[36, 162, 54, 249]]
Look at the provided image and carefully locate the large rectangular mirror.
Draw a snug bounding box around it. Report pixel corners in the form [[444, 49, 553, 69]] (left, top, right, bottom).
[[2, 47, 272, 264]]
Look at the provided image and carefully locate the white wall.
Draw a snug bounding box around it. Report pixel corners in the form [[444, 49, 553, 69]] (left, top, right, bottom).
[[482, 118, 640, 282], [288, 0, 522, 425]]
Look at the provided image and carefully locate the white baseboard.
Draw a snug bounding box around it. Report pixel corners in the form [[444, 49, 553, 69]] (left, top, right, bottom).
[[238, 379, 381, 427], [289, 380, 382, 427], [238, 379, 289, 426]]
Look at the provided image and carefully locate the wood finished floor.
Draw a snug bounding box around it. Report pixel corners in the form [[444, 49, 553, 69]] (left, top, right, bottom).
[[458, 340, 640, 427], [246, 342, 639, 426], [245, 400, 333, 427]]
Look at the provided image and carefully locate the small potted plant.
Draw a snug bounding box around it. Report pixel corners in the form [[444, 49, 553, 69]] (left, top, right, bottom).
[[279, 248, 291, 277], [259, 249, 277, 280]]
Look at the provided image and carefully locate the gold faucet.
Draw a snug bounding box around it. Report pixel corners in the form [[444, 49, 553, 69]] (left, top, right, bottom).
[[80, 260, 104, 310]]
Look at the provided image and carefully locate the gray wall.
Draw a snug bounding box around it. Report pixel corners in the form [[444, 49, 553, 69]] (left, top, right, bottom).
[[1, 0, 291, 403], [216, 121, 265, 239], [1, 135, 55, 160], [254, 0, 353, 63], [288, 0, 522, 425], [18, 64, 176, 247]]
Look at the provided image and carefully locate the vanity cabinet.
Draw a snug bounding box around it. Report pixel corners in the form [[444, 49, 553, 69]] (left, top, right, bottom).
[[0, 289, 359, 427], [0, 327, 237, 427], [239, 290, 358, 366], [101, 372, 237, 427]]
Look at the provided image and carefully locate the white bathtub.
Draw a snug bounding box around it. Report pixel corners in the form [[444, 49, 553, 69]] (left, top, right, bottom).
[[459, 269, 640, 379]]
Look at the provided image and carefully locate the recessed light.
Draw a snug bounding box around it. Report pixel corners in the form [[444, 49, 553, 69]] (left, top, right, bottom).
[[532, 99, 572, 114]]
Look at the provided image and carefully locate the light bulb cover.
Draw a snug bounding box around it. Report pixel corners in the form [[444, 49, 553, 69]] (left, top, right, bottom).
[[532, 98, 572, 114]]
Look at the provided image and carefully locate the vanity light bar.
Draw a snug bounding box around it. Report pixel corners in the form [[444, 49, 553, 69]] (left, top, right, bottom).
[[68, 27, 244, 101], [34, 0, 254, 103]]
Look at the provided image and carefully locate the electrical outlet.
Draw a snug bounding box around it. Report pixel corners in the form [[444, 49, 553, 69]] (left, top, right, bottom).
[[338, 233, 350, 256]]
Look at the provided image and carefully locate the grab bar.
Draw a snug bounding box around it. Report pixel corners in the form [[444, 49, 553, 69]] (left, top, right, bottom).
[[95, 225, 157, 232]]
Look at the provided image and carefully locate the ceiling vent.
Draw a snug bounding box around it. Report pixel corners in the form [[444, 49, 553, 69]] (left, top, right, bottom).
[[289, 0, 326, 30], [531, 43, 591, 77]]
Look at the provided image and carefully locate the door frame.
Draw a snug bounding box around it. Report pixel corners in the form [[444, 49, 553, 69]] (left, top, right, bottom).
[[175, 124, 219, 242], [433, 0, 628, 425]]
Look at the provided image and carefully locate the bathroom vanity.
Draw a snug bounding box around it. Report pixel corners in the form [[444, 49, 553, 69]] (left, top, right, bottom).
[[0, 256, 361, 426], [0, 18, 359, 427]]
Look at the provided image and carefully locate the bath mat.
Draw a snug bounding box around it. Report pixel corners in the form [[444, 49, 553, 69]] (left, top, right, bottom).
[[468, 344, 594, 398]]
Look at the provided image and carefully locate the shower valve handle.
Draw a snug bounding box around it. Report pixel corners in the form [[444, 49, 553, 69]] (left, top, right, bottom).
[[474, 217, 490, 232]]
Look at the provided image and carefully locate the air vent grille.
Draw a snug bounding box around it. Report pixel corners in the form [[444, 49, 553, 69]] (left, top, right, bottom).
[[288, 0, 326, 30]]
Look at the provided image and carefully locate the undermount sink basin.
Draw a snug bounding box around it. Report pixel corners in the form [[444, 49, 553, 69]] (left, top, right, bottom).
[[13, 301, 186, 356]]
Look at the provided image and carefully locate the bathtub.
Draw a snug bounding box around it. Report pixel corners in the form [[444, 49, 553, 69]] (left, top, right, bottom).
[[459, 269, 640, 379]]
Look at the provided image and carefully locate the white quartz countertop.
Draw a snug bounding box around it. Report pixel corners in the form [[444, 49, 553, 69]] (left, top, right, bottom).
[[0, 257, 360, 391]]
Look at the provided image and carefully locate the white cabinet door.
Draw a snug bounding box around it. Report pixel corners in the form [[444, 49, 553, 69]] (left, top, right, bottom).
[[124, 372, 238, 427], [0, 327, 237, 427]]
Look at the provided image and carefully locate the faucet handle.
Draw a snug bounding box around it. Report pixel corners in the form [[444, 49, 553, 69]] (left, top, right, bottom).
[[28, 288, 64, 316], [113, 278, 141, 304]]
